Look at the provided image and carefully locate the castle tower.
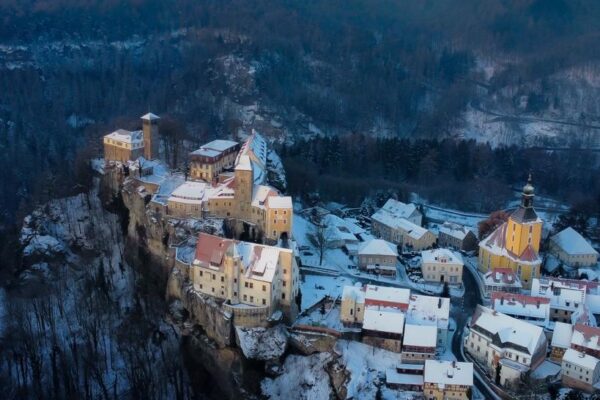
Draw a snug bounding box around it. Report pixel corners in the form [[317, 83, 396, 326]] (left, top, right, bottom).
[[141, 113, 160, 160], [234, 154, 253, 218]]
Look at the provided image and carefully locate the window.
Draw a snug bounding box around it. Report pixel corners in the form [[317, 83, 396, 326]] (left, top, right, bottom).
[[283, 281, 286, 287], [282, 293, 286, 300], [234, 278, 237, 283], [350, 309, 353, 315], [250, 283, 254, 289], [262, 299, 266, 305], [221, 276, 225, 282], [199, 271, 203, 277], [262, 285, 266, 292], [245, 282, 248, 288], [212, 274, 216, 280], [234, 291, 237, 297], [243, 295, 247, 301], [250, 296, 254, 302], [211, 288, 215, 293]]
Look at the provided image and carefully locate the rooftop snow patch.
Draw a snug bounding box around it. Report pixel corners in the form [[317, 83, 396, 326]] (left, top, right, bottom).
[[563, 348, 600, 370], [358, 239, 398, 257], [424, 360, 473, 386], [403, 324, 437, 348], [363, 308, 405, 335], [551, 227, 598, 256], [421, 248, 463, 265], [551, 322, 573, 349], [364, 285, 410, 306]]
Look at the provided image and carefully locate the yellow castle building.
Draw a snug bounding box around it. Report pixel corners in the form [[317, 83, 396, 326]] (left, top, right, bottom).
[[478, 175, 542, 288]]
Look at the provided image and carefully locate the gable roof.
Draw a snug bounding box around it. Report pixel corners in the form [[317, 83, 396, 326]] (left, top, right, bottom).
[[551, 227, 598, 256], [359, 239, 398, 257]]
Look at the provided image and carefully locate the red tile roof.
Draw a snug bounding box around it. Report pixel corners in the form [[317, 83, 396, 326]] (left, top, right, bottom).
[[194, 233, 233, 267], [491, 292, 550, 307]]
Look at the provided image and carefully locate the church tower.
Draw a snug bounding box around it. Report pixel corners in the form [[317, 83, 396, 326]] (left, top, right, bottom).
[[504, 174, 543, 256], [141, 113, 160, 160]]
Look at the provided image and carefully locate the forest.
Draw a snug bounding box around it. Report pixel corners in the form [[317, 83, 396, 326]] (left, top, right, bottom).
[[0, 0, 599, 258], [281, 135, 600, 217]]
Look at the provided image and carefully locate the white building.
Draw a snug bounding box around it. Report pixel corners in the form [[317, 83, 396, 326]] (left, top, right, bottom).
[[530, 277, 596, 326], [421, 248, 464, 285], [437, 222, 478, 252], [490, 292, 550, 328], [374, 199, 423, 226], [402, 324, 437, 364], [405, 294, 450, 350], [549, 227, 598, 269], [562, 348, 600, 393], [466, 305, 547, 388], [362, 308, 405, 353], [483, 268, 522, 299], [357, 239, 398, 276]]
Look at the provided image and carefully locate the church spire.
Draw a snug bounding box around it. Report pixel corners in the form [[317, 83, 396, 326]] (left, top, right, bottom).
[[521, 173, 534, 208]]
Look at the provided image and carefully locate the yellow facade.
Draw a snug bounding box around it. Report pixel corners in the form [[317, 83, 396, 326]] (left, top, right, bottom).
[[478, 176, 542, 289]]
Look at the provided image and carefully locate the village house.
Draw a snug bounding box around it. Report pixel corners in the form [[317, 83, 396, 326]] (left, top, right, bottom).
[[421, 248, 464, 285], [340, 285, 366, 327], [340, 285, 411, 327], [561, 348, 600, 393], [402, 324, 437, 364], [188, 232, 299, 322], [405, 294, 450, 350], [549, 227, 599, 269], [385, 364, 424, 392], [362, 308, 405, 353], [437, 222, 477, 252], [357, 239, 398, 276], [483, 268, 522, 299], [465, 305, 547, 388], [571, 324, 600, 359], [478, 175, 542, 288], [490, 292, 550, 328], [423, 360, 473, 400], [321, 214, 361, 250], [373, 198, 423, 226], [103, 113, 160, 163], [550, 322, 573, 362], [371, 199, 436, 252], [189, 139, 240, 181], [530, 277, 595, 326]]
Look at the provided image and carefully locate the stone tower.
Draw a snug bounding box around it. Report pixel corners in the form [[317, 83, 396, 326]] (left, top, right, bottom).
[[234, 154, 253, 218], [141, 113, 160, 160]]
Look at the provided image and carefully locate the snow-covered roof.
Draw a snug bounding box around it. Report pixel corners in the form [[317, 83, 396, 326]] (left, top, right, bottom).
[[439, 222, 474, 241], [358, 239, 398, 257], [190, 139, 239, 158], [168, 181, 208, 204], [421, 248, 463, 265], [531, 278, 587, 313], [571, 324, 600, 352], [471, 305, 546, 355], [385, 369, 424, 386], [236, 130, 268, 184], [405, 294, 450, 330], [235, 154, 252, 171], [483, 268, 522, 288], [322, 215, 363, 243], [372, 207, 429, 240], [268, 196, 292, 209], [251, 185, 277, 209], [491, 293, 549, 324], [424, 360, 473, 387], [563, 348, 600, 371], [104, 128, 144, 144], [551, 227, 598, 256], [141, 112, 160, 121], [364, 285, 410, 307], [379, 199, 419, 220], [403, 324, 437, 348], [551, 322, 573, 349], [363, 308, 405, 335], [342, 285, 365, 303]]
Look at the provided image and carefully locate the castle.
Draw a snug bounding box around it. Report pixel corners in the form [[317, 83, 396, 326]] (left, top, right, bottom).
[[478, 175, 543, 288], [103, 114, 293, 244], [103, 113, 160, 163]]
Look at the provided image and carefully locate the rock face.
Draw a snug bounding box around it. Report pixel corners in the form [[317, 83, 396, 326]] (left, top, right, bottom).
[[235, 325, 289, 361], [167, 266, 234, 348]]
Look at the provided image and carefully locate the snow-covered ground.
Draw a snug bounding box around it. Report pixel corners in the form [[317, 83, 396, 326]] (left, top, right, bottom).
[[301, 274, 356, 310], [261, 352, 334, 399]]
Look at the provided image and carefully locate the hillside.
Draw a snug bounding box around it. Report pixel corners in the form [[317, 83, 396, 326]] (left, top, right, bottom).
[[0, 0, 600, 224]]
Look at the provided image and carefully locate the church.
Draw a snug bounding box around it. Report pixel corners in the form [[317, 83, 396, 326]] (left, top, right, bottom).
[[478, 175, 543, 288]]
